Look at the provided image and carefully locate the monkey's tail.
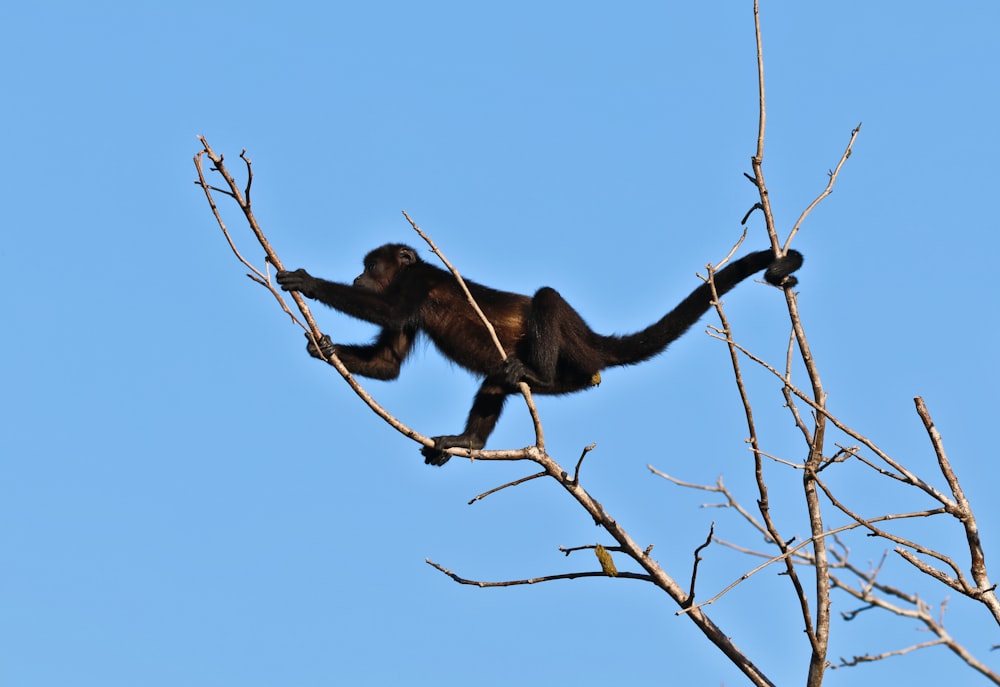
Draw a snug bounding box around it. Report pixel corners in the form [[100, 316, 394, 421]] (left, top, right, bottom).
[[603, 250, 788, 367]]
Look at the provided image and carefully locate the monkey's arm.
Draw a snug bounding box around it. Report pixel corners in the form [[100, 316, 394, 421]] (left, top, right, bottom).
[[276, 269, 403, 326], [304, 328, 416, 380]]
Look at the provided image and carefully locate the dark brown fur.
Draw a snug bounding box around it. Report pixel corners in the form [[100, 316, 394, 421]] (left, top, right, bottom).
[[277, 243, 802, 465]]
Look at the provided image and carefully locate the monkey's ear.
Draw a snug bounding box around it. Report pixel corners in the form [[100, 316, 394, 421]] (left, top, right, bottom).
[[399, 247, 418, 264]]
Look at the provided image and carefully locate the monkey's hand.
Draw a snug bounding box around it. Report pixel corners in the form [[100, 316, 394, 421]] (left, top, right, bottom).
[[276, 268, 318, 299], [304, 332, 337, 361], [763, 249, 804, 288]]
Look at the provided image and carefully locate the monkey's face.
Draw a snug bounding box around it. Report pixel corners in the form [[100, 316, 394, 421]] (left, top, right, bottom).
[[354, 255, 406, 293], [354, 244, 419, 293], [353, 267, 385, 292]]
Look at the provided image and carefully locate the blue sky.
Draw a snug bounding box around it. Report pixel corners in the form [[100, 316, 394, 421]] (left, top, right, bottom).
[[3, 2, 999, 685]]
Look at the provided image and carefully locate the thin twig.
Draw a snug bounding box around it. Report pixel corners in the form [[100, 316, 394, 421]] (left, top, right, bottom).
[[572, 442, 598, 484], [401, 210, 545, 456], [783, 124, 862, 253], [648, 468, 768, 540], [425, 559, 653, 586], [685, 522, 716, 607], [468, 471, 547, 505]]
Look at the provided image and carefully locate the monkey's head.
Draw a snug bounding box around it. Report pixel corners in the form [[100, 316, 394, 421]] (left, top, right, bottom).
[[353, 243, 421, 292]]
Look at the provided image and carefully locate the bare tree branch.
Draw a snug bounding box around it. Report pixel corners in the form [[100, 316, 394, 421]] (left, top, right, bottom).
[[194, 137, 437, 453], [782, 123, 862, 252], [915, 397, 1000, 622], [467, 471, 547, 505], [685, 522, 716, 607], [425, 558, 651, 586], [194, 2, 999, 682]]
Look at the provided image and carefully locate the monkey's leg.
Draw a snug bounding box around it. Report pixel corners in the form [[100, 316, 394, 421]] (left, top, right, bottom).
[[510, 287, 603, 388], [421, 380, 508, 466]]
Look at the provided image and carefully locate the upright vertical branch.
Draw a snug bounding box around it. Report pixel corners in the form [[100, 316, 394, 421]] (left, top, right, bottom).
[[747, 3, 837, 682], [750, 0, 780, 255], [752, 0, 766, 166]]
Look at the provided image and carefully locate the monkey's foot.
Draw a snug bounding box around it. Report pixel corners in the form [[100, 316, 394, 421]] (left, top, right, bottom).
[[421, 434, 484, 466], [501, 356, 552, 388]]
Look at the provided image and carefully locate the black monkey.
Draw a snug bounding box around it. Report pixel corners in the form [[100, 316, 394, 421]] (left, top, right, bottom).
[[276, 243, 802, 465]]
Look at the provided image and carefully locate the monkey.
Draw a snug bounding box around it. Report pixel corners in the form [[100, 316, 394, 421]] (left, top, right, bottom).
[[276, 243, 802, 465]]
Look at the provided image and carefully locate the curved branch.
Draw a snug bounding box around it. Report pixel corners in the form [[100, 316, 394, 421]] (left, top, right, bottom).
[[194, 137, 432, 451]]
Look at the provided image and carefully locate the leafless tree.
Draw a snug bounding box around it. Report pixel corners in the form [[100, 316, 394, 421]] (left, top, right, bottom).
[[194, 2, 998, 684]]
